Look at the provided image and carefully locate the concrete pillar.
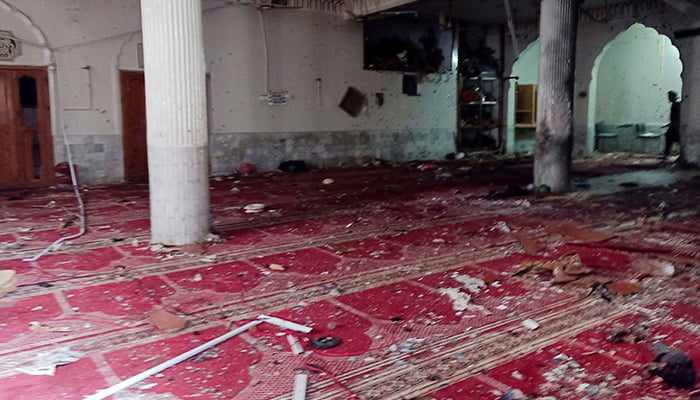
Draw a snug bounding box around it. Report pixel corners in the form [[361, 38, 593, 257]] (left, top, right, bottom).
[[534, 0, 580, 192], [678, 37, 700, 167], [141, 0, 210, 245]]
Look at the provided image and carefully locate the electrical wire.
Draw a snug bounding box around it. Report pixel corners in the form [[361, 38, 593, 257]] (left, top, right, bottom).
[[259, 8, 270, 94], [503, 0, 520, 58], [22, 62, 87, 262]]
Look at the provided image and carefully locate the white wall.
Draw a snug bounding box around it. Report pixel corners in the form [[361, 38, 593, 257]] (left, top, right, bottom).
[[0, 1, 457, 184], [204, 6, 456, 134], [591, 24, 682, 133]]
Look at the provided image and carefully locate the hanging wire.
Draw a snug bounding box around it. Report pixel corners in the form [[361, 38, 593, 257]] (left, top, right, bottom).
[[22, 81, 86, 262], [22, 59, 86, 262], [503, 0, 520, 58]]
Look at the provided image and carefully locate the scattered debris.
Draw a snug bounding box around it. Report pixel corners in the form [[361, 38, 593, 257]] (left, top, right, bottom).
[[58, 215, 79, 229], [292, 373, 308, 400], [309, 337, 341, 350], [607, 281, 641, 296], [605, 322, 648, 344], [192, 273, 203, 282], [488, 184, 531, 199], [516, 253, 594, 286], [188, 347, 221, 363], [452, 273, 486, 294], [181, 242, 209, 255], [522, 319, 540, 330], [149, 243, 179, 253], [500, 389, 525, 400], [357, 155, 386, 167], [244, 203, 266, 213], [268, 263, 286, 271], [206, 232, 223, 243], [513, 232, 547, 255], [257, 315, 313, 333], [278, 160, 309, 173], [287, 335, 305, 355], [241, 162, 254, 176], [15, 346, 85, 376], [417, 163, 437, 171], [644, 342, 696, 389], [439, 288, 472, 311], [29, 322, 71, 333], [544, 224, 616, 243], [148, 306, 187, 332], [534, 184, 551, 194], [493, 221, 512, 233], [631, 256, 676, 277], [0, 269, 18, 297], [86, 315, 312, 400], [322, 178, 335, 185], [477, 271, 501, 284]]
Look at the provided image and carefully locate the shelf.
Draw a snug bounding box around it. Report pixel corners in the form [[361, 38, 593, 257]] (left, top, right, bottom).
[[515, 123, 536, 128], [468, 76, 498, 81], [461, 124, 499, 130], [460, 101, 498, 106]]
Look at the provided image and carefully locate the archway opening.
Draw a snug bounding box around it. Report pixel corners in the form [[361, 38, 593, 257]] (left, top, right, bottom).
[[506, 39, 539, 154], [587, 23, 683, 155]]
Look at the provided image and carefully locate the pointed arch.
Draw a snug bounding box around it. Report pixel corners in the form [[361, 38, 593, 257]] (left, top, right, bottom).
[[506, 39, 539, 154], [0, 0, 50, 65], [587, 23, 683, 154]]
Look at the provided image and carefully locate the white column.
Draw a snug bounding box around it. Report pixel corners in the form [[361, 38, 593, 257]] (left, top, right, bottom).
[[141, 0, 210, 245], [534, 0, 579, 192]]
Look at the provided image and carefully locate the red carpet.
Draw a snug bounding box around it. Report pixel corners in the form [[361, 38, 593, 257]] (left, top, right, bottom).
[[1, 157, 699, 399]]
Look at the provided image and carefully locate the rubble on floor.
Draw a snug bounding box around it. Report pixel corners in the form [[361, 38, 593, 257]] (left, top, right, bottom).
[[0, 156, 699, 399]]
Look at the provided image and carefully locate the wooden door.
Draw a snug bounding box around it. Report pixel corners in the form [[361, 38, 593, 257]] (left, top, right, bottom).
[[0, 67, 53, 188], [120, 71, 147, 182]]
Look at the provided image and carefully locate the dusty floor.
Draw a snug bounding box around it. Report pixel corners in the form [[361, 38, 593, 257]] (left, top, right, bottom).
[[1, 155, 699, 400]]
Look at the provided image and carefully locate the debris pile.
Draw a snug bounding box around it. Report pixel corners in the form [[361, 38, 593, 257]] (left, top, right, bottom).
[[0, 269, 18, 297], [644, 342, 696, 389]]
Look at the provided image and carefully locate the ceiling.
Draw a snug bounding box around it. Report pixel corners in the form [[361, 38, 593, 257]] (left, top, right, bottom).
[[386, 0, 690, 25]]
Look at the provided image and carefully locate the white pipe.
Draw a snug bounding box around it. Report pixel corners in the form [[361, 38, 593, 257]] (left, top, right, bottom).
[[83, 320, 263, 400], [23, 56, 87, 262], [259, 8, 269, 94], [504, 0, 520, 58], [292, 373, 308, 400], [258, 314, 312, 333]]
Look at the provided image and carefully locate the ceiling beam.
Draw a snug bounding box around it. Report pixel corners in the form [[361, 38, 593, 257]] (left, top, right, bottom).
[[660, 0, 700, 14], [345, 0, 420, 17]]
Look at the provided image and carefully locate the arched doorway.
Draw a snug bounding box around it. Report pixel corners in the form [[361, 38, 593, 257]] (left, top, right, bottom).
[[506, 39, 539, 154], [587, 23, 683, 154]]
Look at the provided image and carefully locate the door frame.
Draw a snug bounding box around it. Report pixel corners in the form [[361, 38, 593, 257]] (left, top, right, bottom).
[[0, 65, 54, 188], [120, 70, 148, 182]]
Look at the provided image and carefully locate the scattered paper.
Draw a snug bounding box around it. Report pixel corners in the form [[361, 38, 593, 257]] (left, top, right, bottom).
[[16, 347, 85, 376]]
